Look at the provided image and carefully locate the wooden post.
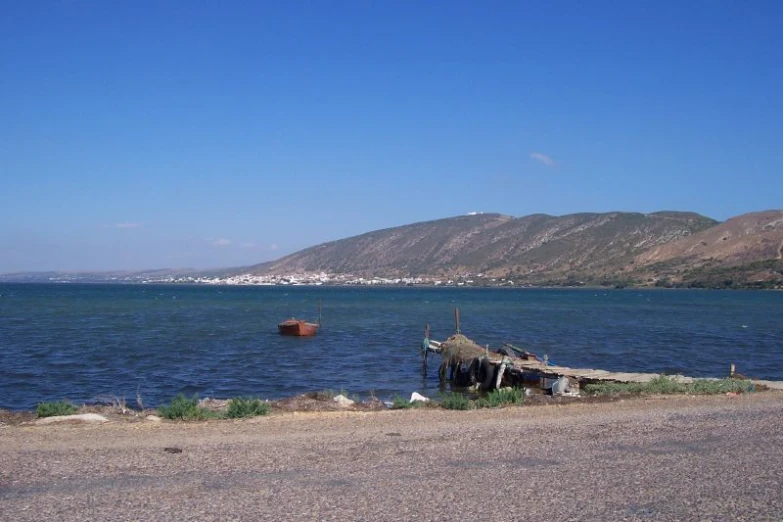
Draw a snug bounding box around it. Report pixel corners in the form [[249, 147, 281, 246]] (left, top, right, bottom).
[[422, 324, 430, 375], [455, 308, 461, 334], [494, 358, 509, 390]]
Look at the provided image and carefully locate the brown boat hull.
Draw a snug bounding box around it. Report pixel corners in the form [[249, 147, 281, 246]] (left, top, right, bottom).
[[277, 319, 319, 337]]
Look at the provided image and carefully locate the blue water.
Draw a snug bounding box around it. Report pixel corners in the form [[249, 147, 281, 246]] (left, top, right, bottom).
[[1, 284, 781, 410]]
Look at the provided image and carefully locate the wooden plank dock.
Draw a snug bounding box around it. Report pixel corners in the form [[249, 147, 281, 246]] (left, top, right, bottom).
[[425, 338, 783, 391], [508, 358, 783, 391], [421, 309, 783, 392]]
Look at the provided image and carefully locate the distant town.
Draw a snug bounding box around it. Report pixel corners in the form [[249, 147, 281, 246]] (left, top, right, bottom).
[[138, 272, 515, 287], [6, 271, 520, 287]]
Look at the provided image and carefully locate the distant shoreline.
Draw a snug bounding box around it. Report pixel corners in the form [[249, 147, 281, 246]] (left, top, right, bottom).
[[1, 279, 781, 290]]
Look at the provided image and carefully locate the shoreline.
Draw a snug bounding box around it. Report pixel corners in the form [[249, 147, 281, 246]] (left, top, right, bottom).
[[3, 279, 783, 289], [3, 386, 781, 427]]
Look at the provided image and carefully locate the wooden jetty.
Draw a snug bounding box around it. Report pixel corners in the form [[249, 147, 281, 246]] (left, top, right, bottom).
[[424, 336, 783, 392], [421, 310, 783, 393], [505, 357, 783, 391]]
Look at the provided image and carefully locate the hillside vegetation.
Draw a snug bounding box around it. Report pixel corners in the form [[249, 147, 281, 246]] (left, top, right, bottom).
[[246, 209, 783, 288]]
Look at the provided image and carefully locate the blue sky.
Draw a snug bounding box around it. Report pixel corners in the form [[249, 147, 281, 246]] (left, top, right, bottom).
[[1, 1, 781, 272]]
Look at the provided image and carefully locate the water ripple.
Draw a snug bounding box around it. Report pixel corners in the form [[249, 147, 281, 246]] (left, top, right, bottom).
[[1, 284, 782, 410]]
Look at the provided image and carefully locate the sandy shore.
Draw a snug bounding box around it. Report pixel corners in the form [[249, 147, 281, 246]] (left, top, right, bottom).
[[2, 392, 783, 521]]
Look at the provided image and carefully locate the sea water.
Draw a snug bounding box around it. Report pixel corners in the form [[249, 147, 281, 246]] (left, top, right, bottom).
[[1, 283, 781, 410]]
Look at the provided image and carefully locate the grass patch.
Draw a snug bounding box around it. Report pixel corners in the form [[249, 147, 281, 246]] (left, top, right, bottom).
[[475, 388, 524, 408], [584, 376, 755, 396], [391, 395, 425, 409], [225, 397, 270, 418], [157, 394, 220, 420], [440, 392, 472, 410], [36, 400, 78, 418], [689, 379, 755, 394], [440, 388, 526, 410]]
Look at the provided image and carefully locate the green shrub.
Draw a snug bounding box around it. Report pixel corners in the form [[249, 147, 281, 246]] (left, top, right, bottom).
[[225, 397, 270, 418], [157, 394, 219, 420], [584, 376, 755, 396], [474, 388, 524, 409], [689, 379, 755, 394], [391, 395, 411, 409], [639, 375, 688, 394], [474, 397, 489, 409], [36, 400, 78, 417], [586, 376, 680, 396], [440, 392, 472, 410], [485, 387, 524, 407]]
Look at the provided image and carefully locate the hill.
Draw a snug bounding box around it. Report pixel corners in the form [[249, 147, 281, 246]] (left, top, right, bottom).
[[248, 210, 783, 288], [4, 210, 781, 289], [630, 210, 783, 288], [245, 210, 727, 284]]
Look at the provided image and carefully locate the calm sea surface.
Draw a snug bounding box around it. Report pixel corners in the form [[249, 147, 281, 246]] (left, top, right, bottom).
[[1, 283, 781, 410]]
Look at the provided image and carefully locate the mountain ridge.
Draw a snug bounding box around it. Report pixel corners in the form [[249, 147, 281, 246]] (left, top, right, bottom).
[[246, 209, 782, 288], [2, 210, 782, 289]]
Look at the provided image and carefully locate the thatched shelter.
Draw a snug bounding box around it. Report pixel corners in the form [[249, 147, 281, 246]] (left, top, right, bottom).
[[439, 334, 493, 367]]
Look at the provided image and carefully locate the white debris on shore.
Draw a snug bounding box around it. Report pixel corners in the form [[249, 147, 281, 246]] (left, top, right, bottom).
[[33, 413, 110, 425], [333, 394, 355, 407], [410, 392, 429, 403]]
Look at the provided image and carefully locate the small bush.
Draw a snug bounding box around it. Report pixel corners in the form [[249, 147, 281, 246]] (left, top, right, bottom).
[[225, 397, 270, 418], [391, 395, 411, 409], [478, 387, 524, 408], [440, 392, 472, 410], [644, 375, 689, 394], [36, 400, 78, 418], [157, 394, 219, 420]]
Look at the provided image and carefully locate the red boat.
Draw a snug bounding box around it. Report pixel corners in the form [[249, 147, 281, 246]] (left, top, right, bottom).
[[277, 318, 319, 337], [278, 300, 322, 337]]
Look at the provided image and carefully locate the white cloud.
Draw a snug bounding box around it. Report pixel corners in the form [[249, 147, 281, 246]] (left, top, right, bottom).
[[115, 223, 141, 229], [211, 238, 231, 247], [269, 243, 279, 251], [240, 242, 256, 248], [530, 152, 556, 167]]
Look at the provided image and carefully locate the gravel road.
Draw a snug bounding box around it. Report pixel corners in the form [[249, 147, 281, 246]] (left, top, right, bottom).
[[2, 393, 782, 521]]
